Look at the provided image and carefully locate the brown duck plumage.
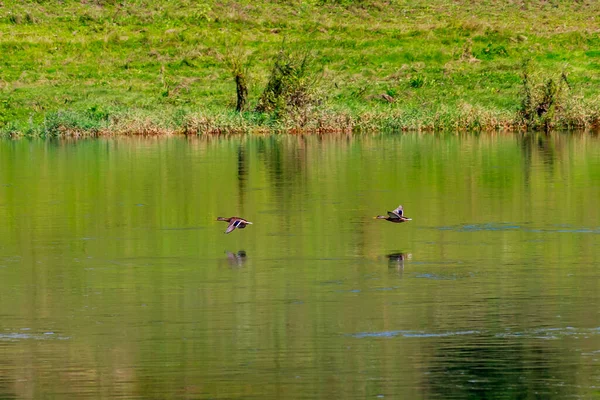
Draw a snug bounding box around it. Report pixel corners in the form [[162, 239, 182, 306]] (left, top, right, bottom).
[[374, 205, 412, 223], [217, 217, 253, 234]]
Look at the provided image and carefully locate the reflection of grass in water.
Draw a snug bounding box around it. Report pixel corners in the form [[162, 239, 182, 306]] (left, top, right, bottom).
[[2, 0, 600, 135]]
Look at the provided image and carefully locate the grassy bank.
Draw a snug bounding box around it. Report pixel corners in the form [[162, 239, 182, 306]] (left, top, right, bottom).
[[1, 0, 599, 136]]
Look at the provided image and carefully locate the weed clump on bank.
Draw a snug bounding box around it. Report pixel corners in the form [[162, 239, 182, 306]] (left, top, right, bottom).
[[254, 47, 323, 125], [518, 62, 569, 131], [517, 62, 600, 132], [219, 44, 326, 130]]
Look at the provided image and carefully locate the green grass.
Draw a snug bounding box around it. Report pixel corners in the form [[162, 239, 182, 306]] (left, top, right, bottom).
[[1, 0, 600, 136]]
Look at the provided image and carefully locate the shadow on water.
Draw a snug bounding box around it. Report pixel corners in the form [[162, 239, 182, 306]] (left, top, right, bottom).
[[424, 337, 578, 399]]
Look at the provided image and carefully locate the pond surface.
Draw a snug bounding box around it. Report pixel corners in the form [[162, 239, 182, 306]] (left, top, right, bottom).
[[0, 133, 599, 399]]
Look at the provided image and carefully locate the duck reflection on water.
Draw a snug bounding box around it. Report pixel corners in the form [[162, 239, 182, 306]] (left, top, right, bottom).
[[387, 252, 412, 273], [225, 250, 247, 267]]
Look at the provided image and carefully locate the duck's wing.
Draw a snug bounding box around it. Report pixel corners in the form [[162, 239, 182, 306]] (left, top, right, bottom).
[[225, 220, 240, 234], [392, 205, 404, 216], [387, 211, 401, 219]]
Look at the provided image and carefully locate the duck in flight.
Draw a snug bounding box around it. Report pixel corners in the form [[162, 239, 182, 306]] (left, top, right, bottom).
[[374, 205, 412, 223], [217, 217, 253, 234]]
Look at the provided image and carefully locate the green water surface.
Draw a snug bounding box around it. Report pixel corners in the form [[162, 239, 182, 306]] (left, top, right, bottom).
[[0, 133, 599, 399]]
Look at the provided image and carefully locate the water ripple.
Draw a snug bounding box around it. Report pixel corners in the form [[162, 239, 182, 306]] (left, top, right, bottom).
[[350, 327, 600, 339], [439, 223, 521, 232], [0, 332, 71, 341], [437, 223, 600, 234], [496, 327, 600, 339], [350, 330, 480, 338], [414, 272, 475, 280]]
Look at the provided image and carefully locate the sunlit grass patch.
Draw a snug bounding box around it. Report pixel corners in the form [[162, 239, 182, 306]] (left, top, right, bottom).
[[1, 0, 600, 135]]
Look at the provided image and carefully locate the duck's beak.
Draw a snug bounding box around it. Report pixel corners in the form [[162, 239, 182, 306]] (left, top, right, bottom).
[[246, 221, 253, 224]]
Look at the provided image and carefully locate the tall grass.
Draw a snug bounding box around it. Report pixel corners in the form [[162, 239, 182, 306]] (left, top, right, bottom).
[[255, 47, 322, 114]]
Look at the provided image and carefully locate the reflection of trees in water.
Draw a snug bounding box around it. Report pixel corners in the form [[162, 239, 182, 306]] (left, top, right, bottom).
[[255, 136, 307, 197], [237, 145, 246, 213], [253, 135, 361, 196], [251, 134, 374, 254], [252, 137, 309, 236], [251, 135, 372, 245], [518, 133, 562, 186], [536, 134, 558, 168], [424, 338, 577, 399], [519, 133, 534, 188]]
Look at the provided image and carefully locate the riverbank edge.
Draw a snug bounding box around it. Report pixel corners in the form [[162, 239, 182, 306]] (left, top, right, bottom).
[[2, 107, 599, 137]]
